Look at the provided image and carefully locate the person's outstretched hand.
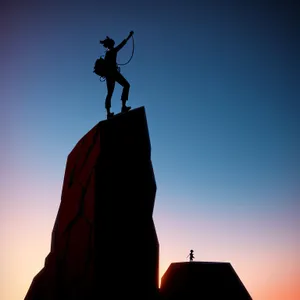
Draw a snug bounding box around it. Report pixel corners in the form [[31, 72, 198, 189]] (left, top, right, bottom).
[[126, 31, 134, 41]]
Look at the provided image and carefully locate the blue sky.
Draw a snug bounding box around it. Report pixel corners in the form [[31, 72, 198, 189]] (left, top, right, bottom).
[[1, 1, 299, 299]]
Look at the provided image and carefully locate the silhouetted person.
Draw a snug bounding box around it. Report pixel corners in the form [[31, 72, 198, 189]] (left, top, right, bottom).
[[187, 249, 194, 262], [100, 31, 134, 118]]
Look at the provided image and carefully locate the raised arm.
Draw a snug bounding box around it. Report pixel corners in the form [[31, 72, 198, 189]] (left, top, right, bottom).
[[115, 31, 134, 52]]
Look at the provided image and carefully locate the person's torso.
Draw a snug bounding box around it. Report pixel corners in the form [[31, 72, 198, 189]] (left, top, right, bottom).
[[104, 49, 117, 69]]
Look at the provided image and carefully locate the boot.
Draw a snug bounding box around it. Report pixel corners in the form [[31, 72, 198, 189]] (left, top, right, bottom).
[[107, 112, 114, 119], [121, 105, 131, 113]]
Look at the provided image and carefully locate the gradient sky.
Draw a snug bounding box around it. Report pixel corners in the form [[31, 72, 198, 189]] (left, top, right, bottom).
[[1, 0, 299, 299]]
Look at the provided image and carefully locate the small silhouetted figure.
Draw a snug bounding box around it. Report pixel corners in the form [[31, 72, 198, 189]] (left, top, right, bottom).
[[100, 31, 134, 118], [187, 249, 195, 262]]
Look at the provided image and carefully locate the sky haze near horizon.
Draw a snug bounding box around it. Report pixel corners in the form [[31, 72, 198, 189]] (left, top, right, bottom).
[[1, 1, 299, 299]]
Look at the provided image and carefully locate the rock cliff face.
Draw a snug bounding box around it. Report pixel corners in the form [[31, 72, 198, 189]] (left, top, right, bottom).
[[25, 106, 159, 300], [160, 262, 252, 300]]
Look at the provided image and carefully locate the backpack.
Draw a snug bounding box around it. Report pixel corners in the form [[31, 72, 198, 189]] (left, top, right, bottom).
[[93, 57, 107, 77]]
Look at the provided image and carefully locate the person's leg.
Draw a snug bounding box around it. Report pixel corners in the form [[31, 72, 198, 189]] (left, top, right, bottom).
[[115, 72, 131, 111], [105, 77, 115, 117]]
